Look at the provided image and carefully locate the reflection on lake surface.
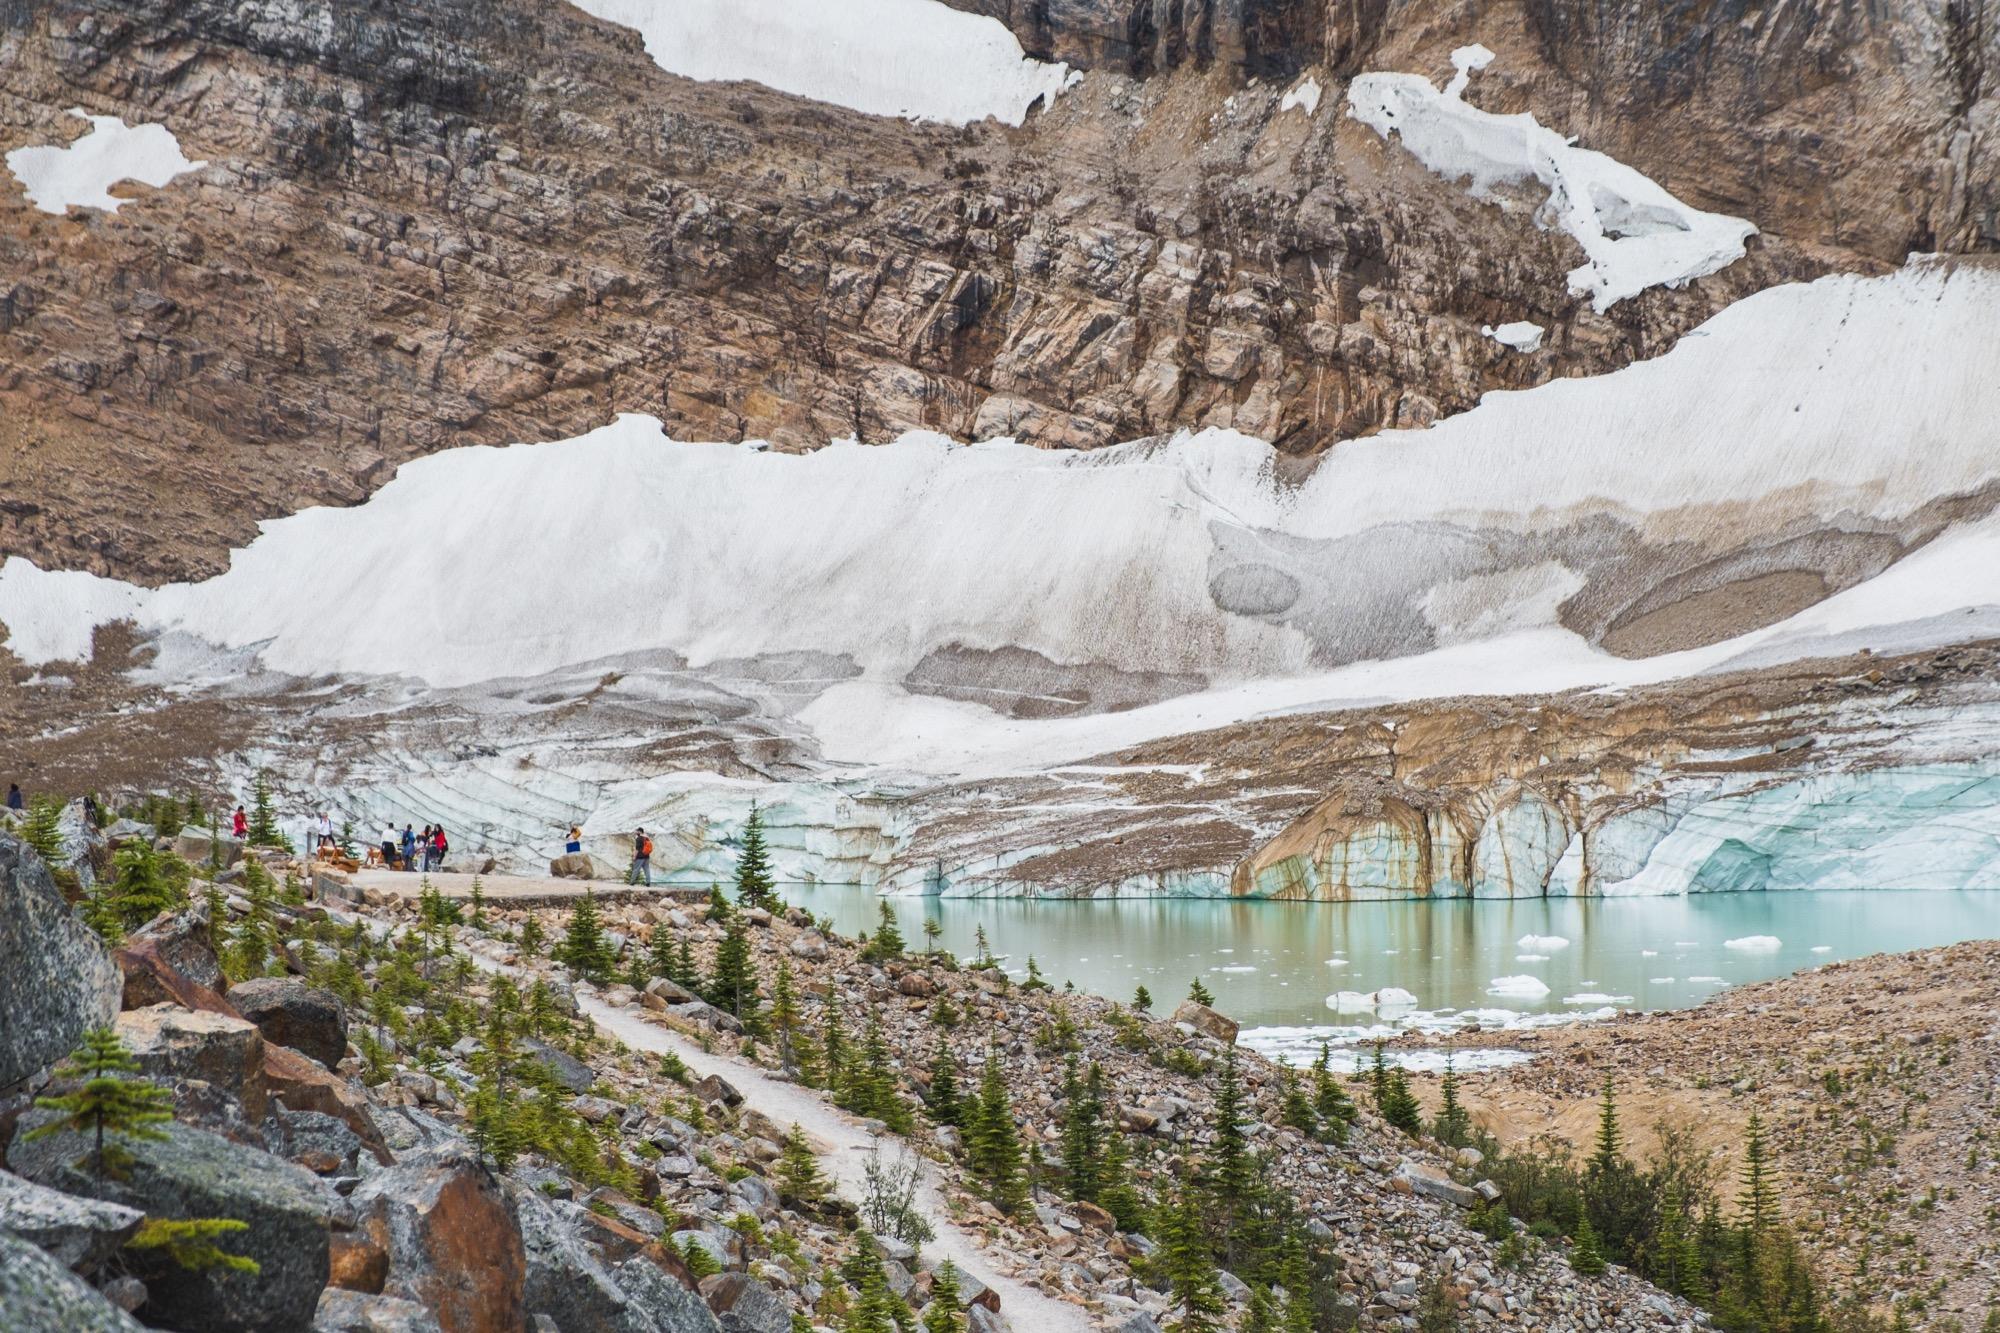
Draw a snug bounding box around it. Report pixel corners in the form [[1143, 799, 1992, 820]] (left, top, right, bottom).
[[784, 888, 2000, 1068]]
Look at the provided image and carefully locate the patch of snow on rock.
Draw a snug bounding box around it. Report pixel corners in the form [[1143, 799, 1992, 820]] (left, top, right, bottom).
[[1483, 320, 1545, 352], [1347, 52, 1756, 309], [566, 0, 1076, 126], [1279, 76, 1322, 116], [6, 108, 204, 214]]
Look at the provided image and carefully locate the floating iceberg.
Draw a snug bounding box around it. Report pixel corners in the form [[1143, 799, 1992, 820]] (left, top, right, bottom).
[[1723, 935, 1783, 952], [1487, 975, 1551, 999], [1517, 934, 1570, 951]]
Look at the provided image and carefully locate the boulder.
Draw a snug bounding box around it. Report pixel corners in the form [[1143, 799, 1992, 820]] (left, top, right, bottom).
[[521, 1039, 596, 1095], [115, 1004, 270, 1121], [265, 1105, 368, 1175], [513, 1187, 643, 1331], [1393, 1160, 1478, 1209], [550, 853, 622, 881], [616, 1255, 721, 1333], [347, 1144, 526, 1333], [126, 904, 227, 994], [314, 1287, 446, 1332], [643, 977, 699, 1006], [0, 835, 122, 1090], [703, 1272, 789, 1333], [1110, 1313, 1165, 1333], [1169, 1000, 1239, 1045], [172, 829, 244, 870], [692, 1074, 742, 1108], [9, 1120, 332, 1333], [787, 933, 828, 961], [0, 1168, 143, 1273], [0, 1228, 144, 1331], [264, 1044, 392, 1163], [228, 976, 350, 1068]]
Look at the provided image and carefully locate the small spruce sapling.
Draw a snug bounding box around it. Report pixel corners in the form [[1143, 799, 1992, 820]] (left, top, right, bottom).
[[26, 1027, 174, 1181]]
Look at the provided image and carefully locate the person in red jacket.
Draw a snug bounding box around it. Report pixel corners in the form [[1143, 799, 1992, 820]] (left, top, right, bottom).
[[231, 805, 248, 839], [430, 824, 448, 872]]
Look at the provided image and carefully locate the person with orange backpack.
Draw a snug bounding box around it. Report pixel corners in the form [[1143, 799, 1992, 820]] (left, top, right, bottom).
[[630, 828, 653, 887]]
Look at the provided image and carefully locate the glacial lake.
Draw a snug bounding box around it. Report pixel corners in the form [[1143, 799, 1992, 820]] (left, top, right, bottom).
[[784, 888, 2000, 1068]]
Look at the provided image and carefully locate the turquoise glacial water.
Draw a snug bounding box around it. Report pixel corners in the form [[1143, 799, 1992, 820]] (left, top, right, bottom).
[[784, 887, 2000, 1067]]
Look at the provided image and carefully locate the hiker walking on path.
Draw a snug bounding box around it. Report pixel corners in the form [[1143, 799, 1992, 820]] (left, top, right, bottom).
[[5, 783, 22, 811], [232, 804, 248, 840], [630, 828, 653, 886]]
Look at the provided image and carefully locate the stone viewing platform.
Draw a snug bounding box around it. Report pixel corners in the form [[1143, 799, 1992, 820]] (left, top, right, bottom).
[[316, 867, 711, 910]]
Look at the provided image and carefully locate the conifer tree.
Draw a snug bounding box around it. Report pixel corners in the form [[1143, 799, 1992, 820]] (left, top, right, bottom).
[[469, 993, 529, 1170], [338, 820, 358, 858], [1209, 1046, 1257, 1216], [708, 916, 763, 1032], [864, 900, 906, 961], [921, 917, 943, 958], [226, 858, 281, 980], [1096, 1129, 1148, 1233], [707, 884, 733, 921], [647, 924, 678, 983], [1311, 1042, 1357, 1137], [519, 915, 545, 959], [26, 1027, 175, 1181], [1156, 1172, 1226, 1332], [1369, 1043, 1422, 1135], [1736, 1113, 1780, 1238], [820, 993, 850, 1090], [22, 794, 65, 864], [245, 771, 286, 849], [1187, 977, 1215, 1007], [967, 1052, 1028, 1213], [1571, 1215, 1608, 1277], [776, 1122, 828, 1205], [734, 803, 776, 910], [1651, 1181, 1693, 1295], [1134, 984, 1153, 1011], [1434, 1055, 1472, 1147], [923, 1259, 967, 1333], [556, 891, 618, 984], [770, 959, 803, 1071], [972, 924, 994, 968], [107, 840, 187, 930], [1589, 1075, 1624, 1173], [1279, 1066, 1318, 1137], [78, 872, 125, 946], [840, 1233, 911, 1333], [1022, 956, 1050, 991], [1059, 1058, 1105, 1201], [467, 875, 487, 929], [675, 935, 699, 989], [842, 1008, 912, 1132], [925, 1038, 963, 1127]]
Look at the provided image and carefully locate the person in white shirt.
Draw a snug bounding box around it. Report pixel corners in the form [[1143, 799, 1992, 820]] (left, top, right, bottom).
[[380, 824, 399, 868]]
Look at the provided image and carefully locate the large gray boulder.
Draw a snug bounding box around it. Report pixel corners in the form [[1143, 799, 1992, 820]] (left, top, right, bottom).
[[173, 827, 244, 870], [10, 1120, 331, 1332], [701, 1271, 787, 1333], [516, 1187, 717, 1332], [0, 835, 122, 1090], [618, 1255, 721, 1333], [0, 1167, 143, 1273], [313, 1287, 446, 1332], [0, 1228, 144, 1331], [228, 976, 350, 1069]]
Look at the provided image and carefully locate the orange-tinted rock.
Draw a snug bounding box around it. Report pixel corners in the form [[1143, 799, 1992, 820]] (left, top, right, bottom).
[[348, 1146, 527, 1333]]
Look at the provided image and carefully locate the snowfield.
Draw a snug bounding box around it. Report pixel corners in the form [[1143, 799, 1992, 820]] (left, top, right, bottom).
[[5, 259, 1997, 782], [5, 108, 204, 214], [1348, 50, 1755, 309], [566, 0, 1075, 125]]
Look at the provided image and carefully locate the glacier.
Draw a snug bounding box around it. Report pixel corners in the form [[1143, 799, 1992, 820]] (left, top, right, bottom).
[[3, 261, 1999, 901]]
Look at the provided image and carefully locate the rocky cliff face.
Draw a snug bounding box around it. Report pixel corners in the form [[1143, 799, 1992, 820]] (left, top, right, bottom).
[[0, 0, 1903, 585]]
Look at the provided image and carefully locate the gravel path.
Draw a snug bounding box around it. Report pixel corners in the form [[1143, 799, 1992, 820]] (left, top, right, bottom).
[[583, 996, 1098, 1333]]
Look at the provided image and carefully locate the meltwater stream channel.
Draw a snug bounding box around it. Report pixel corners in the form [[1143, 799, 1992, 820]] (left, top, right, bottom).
[[782, 888, 2000, 1070]]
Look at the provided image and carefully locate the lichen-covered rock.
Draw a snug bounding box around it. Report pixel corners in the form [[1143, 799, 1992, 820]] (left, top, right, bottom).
[[617, 1254, 721, 1333], [0, 835, 122, 1091], [9, 1120, 332, 1333], [0, 1168, 143, 1273], [701, 1271, 787, 1333], [346, 1144, 526, 1333], [228, 976, 350, 1069], [313, 1286, 445, 1332], [0, 1228, 145, 1332], [124, 903, 227, 995], [115, 1004, 270, 1121]]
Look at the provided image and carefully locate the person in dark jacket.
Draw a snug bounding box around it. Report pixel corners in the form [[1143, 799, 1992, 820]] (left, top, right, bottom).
[[401, 825, 418, 872], [6, 783, 23, 811]]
